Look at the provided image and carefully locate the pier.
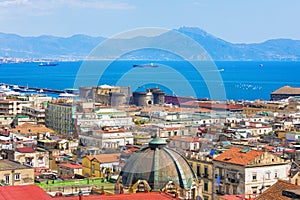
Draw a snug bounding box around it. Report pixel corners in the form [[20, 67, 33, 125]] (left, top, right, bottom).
[[2, 83, 66, 94]]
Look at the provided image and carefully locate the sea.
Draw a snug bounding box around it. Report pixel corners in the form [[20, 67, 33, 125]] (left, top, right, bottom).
[[1, 60, 300, 101]]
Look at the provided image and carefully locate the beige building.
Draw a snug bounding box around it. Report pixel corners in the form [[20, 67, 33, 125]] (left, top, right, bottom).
[[0, 99, 30, 116], [6, 147, 49, 168], [168, 136, 202, 152], [57, 163, 82, 177], [79, 85, 130, 106], [0, 160, 34, 185], [213, 147, 290, 198], [188, 153, 214, 200]]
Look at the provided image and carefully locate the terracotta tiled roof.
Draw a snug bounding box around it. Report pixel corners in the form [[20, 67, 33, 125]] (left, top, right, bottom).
[[90, 153, 120, 163], [12, 122, 54, 135], [196, 102, 243, 110], [16, 147, 35, 153], [213, 147, 264, 166], [255, 180, 300, 200], [272, 86, 300, 95], [55, 192, 180, 200], [262, 145, 275, 151], [0, 185, 52, 200], [219, 194, 256, 200], [58, 163, 82, 169]]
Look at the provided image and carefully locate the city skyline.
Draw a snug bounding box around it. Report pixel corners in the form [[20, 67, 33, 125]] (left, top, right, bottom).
[[0, 0, 299, 43]]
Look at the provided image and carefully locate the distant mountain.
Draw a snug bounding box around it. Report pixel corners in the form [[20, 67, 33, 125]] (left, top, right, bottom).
[[1, 27, 300, 61], [0, 33, 105, 59], [177, 27, 300, 61]]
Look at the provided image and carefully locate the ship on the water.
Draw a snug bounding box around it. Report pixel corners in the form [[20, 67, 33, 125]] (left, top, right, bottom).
[[133, 63, 159, 68], [38, 62, 58, 66]]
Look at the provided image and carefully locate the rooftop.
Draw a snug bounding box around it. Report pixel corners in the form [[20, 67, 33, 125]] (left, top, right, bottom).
[[272, 86, 300, 95], [0, 160, 32, 171], [255, 180, 300, 200], [58, 163, 82, 169], [16, 147, 35, 153], [55, 192, 180, 200], [213, 146, 264, 166], [0, 185, 52, 200], [12, 122, 54, 135], [85, 153, 120, 163]]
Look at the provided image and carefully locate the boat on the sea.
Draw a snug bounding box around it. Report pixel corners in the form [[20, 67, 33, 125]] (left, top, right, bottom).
[[0, 85, 21, 96], [58, 93, 79, 98], [133, 63, 159, 68], [38, 62, 58, 67]]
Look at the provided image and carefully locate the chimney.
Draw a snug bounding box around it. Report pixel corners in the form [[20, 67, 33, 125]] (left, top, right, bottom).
[[78, 190, 83, 200]]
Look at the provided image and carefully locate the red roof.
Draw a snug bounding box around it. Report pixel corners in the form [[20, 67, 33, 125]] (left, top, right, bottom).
[[0, 185, 52, 200], [196, 102, 243, 110], [55, 192, 180, 200], [214, 147, 264, 166], [16, 147, 35, 153], [219, 194, 256, 200], [58, 163, 82, 169], [255, 180, 300, 200]]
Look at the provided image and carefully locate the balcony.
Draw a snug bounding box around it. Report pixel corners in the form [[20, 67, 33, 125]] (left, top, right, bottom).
[[216, 190, 225, 195], [203, 174, 209, 178], [228, 178, 239, 183]]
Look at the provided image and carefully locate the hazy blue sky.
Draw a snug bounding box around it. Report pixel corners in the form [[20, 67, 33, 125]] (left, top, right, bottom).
[[0, 0, 299, 43]]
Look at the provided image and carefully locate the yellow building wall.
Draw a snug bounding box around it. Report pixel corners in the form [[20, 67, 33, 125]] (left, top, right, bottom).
[[188, 158, 213, 200], [82, 157, 104, 178], [82, 157, 92, 177], [0, 168, 34, 186], [91, 159, 102, 178]]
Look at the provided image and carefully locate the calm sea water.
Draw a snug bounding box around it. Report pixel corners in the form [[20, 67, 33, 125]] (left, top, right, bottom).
[[1, 60, 300, 101]]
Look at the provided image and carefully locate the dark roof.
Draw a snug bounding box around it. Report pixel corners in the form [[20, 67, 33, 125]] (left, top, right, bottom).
[[121, 138, 197, 191], [0, 185, 52, 200], [255, 180, 300, 200], [0, 160, 32, 171]]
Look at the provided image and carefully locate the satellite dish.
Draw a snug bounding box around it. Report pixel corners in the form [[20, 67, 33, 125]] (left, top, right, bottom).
[[196, 196, 202, 200]]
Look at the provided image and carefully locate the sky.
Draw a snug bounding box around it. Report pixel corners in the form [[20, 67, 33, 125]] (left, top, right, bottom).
[[0, 0, 299, 43]]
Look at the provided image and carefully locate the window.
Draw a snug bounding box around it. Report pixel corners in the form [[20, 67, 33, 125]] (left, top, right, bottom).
[[168, 131, 171, 137], [252, 173, 257, 181], [204, 166, 208, 177], [275, 172, 278, 178], [252, 186, 258, 194], [15, 173, 20, 181], [92, 164, 95, 174], [265, 172, 271, 180], [204, 196, 209, 200], [204, 182, 208, 192], [174, 131, 177, 136], [197, 165, 201, 177], [5, 174, 9, 184], [194, 143, 198, 150], [181, 130, 184, 136]]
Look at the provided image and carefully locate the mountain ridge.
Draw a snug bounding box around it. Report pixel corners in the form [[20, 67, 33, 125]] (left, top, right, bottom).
[[1, 27, 300, 61]]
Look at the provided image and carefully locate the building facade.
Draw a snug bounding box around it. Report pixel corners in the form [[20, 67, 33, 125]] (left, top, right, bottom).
[[45, 102, 75, 136], [213, 147, 290, 198], [0, 160, 34, 186]]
